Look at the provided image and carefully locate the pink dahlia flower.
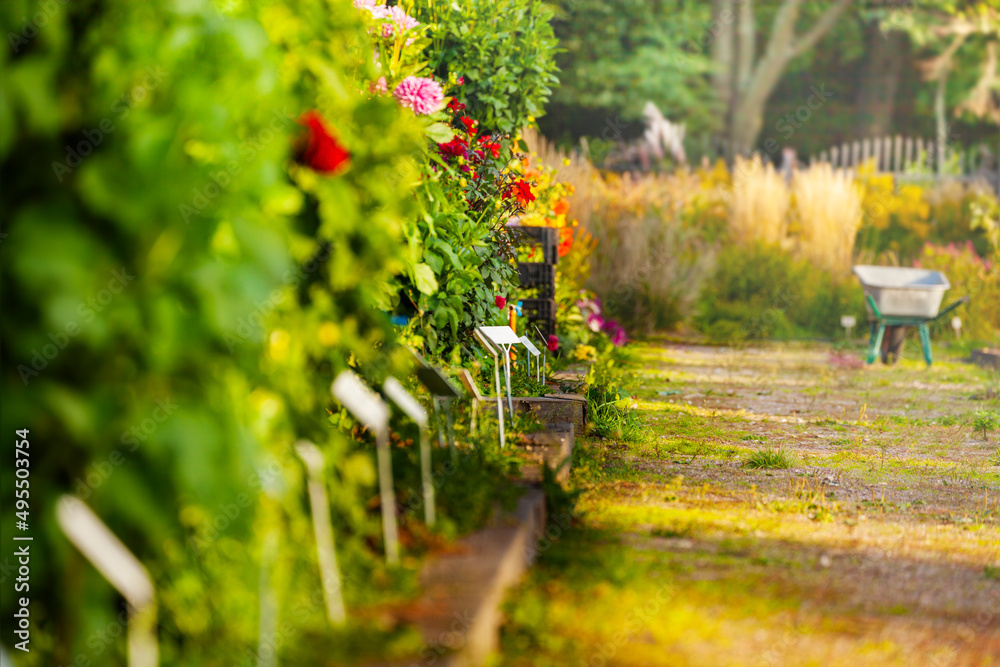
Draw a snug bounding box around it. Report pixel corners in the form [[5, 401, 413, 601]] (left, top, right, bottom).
[[382, 5, 419, 39], [394, 76, 444, 115], [367, 4, 390, 21]]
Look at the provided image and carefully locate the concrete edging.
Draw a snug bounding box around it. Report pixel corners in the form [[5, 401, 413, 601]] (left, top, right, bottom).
[[407, 488, 547, 667]]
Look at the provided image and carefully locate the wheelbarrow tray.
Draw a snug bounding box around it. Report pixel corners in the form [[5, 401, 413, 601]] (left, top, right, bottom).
[[852, 265, 950, 320]]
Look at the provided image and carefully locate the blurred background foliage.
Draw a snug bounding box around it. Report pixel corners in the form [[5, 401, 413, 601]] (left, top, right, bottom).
[[0, 0, 523, 662]]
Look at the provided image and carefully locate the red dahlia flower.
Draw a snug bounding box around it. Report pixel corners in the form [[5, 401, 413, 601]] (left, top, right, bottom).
[[298, 111, 350, 174], [547, 335, 559, 352], [460, 116, 478, 134], [495, 295, 506, 309], [438, 135, 469, 159], [478, 135, 501, 158], [511, 180, 535, 207]]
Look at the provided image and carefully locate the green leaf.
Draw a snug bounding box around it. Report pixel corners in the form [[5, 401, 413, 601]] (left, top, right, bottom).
[[423, 249, 444, 273], [412, 263, 439, 295], [425, 122, 455, 144]]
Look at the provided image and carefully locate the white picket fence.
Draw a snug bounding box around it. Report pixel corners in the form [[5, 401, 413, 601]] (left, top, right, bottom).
[[810, 135, 999, 192]]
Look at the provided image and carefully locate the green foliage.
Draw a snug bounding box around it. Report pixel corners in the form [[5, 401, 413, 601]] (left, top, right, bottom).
[[392, 427, 524, 538], [415, 0, 560, 133], [696, 242, 866, 341], [395, 126, 522, 356], [917, 242, 1000, 342], [542, 0, 716, 140], [0, 0, 429, 662], [587, 381, 642, 443]]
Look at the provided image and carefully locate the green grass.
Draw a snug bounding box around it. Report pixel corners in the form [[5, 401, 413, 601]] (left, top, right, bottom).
[[587, 383, 644, 443], [745, 445, 797, 469]]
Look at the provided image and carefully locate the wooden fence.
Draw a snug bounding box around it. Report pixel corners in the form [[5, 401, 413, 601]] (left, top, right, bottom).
[[810, 135, 999, 192]]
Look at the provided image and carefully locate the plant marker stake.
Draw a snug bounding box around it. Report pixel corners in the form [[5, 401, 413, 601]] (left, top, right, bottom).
[[444, 398, 457, 460], [534, 325, 547, 382], [413, 365, 461, 462], [457, 369, 483, 438], [256, 462, 285, 667], [258, 528, 278, 667], [56, 496, 158, 667], [478, 326, 521, 419], [840, 315, 856, 341], [473, 328, 506, 448], [383, 377, 435, 527], [295, 441, 347, 624], [519, 336, 541, 385], [432, 399, 447, 450], [331, 371, 399, 565]]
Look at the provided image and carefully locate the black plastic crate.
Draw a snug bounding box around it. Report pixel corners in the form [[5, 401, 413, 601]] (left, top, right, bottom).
[[509, 225, 558, 265], [517, 262, 555, 298], [520, 298, 556, 338]]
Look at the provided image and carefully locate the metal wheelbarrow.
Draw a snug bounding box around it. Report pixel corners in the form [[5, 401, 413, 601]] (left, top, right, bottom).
[[852, 265, 969, 366]]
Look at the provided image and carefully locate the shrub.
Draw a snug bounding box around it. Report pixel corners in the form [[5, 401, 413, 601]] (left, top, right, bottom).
[[576, 170, 714, 334], [415, 0, 560, 133], [972, 410, 999, 442], [916, 242, 1000, 342], [696, 242, 866, 341]]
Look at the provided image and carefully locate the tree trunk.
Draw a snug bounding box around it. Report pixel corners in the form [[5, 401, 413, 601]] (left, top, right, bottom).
[[854, 24, 908, 138], [935, 70, 948, 175], [712, 0, 736, 152], [721, 0, 853, 155]]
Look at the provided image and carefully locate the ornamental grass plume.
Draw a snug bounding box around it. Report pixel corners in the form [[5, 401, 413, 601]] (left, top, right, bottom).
[[730, 154, 789, 246], [393, 76, 444, 115], [792, 163, 862, 278]]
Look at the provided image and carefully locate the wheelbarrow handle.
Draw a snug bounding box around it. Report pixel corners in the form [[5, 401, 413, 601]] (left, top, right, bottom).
[[934, 296, 970, 320]]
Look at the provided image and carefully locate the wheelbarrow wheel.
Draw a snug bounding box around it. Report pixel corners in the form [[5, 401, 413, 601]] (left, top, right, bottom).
[[880, 325, 906, 364]]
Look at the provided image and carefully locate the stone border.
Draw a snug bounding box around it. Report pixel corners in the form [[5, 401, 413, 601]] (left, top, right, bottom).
[[516, 423, 575, 484], [406, 488, 546, 667]]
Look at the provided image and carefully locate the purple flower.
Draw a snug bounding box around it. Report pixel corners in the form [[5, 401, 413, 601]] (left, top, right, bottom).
[[609, 327, 627, 347], [601, 319, 627, 347], [587, 313, 604, 333], [394, 76, 444, 116]]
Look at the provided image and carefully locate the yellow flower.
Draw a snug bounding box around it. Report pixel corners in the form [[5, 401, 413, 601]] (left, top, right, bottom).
[[318, 322, 340, 347], [268, 330, 290, 361]]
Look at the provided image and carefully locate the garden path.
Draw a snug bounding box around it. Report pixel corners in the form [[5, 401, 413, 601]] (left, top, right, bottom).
[[500, 339, 1000, 666]]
